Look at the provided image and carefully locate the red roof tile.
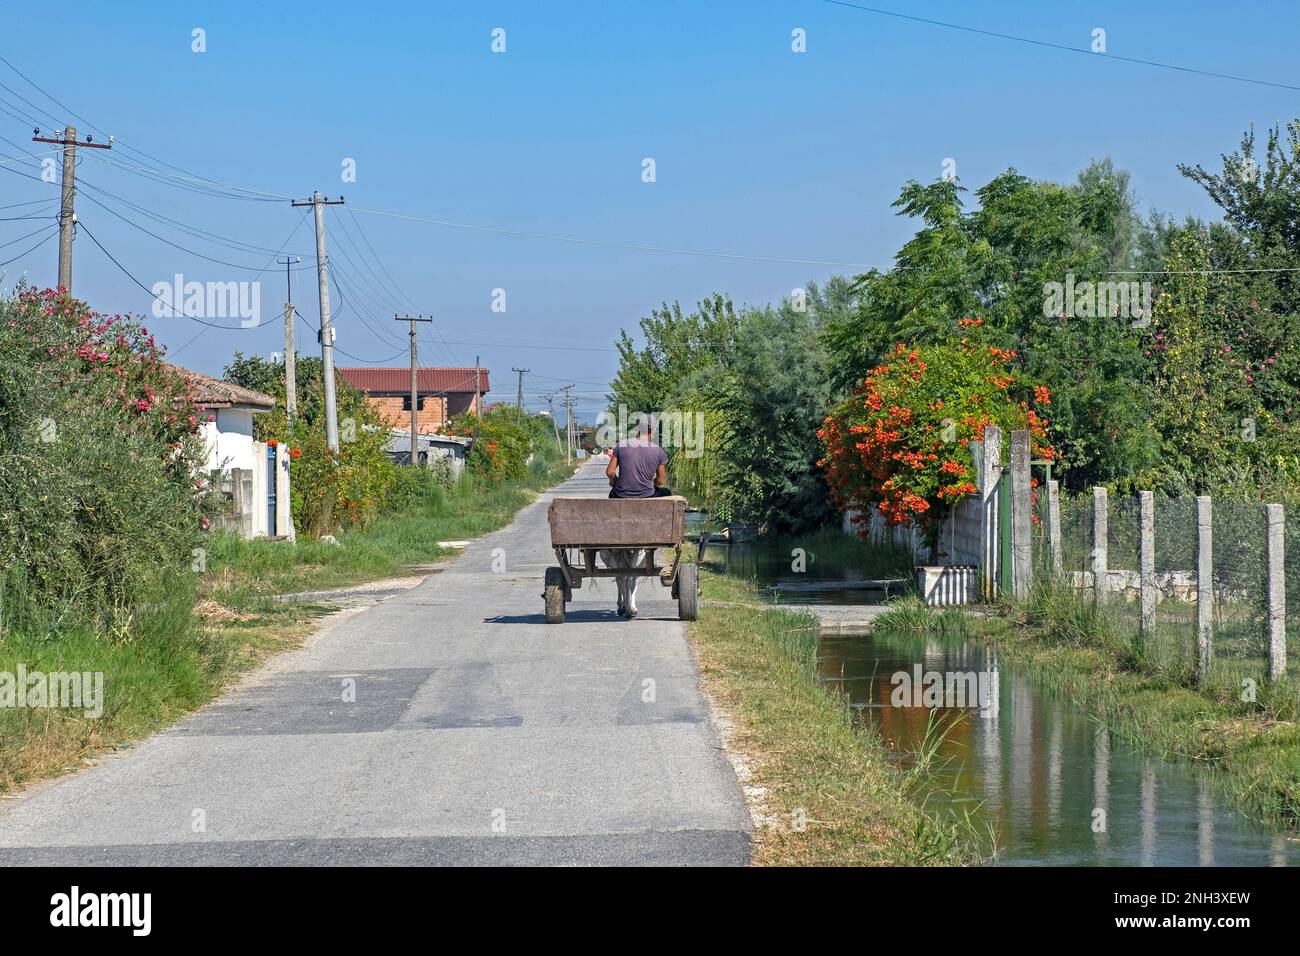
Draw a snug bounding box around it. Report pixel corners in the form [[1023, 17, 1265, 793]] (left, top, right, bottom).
[[337, 367, 489, 395], [167, 363, 276, 410]]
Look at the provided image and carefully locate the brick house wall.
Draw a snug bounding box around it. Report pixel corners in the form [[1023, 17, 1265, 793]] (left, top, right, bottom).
[[337, 367, 489, 435], [361, 392, 485, 434]]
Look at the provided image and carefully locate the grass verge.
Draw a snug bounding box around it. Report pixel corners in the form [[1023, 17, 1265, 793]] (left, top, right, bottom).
[[206, 457, 575, 609], [874, 586, 1300, 829], [0, 457, 575, 794], [689, 569, 988, 865]]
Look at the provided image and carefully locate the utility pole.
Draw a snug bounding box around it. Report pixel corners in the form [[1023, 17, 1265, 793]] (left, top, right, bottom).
[[474, 355, 482, 416], [290, 192, 345, 450], [278, 255, 302, 424], [561, 384, 575, 466], [511, 367, 530, 410], [395, 315, 432, 466], [542, 392, 564, 452], [32, 126, 111, 294]]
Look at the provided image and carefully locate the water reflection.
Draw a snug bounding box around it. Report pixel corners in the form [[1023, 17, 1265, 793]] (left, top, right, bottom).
[[820, 629, 1300, 866]]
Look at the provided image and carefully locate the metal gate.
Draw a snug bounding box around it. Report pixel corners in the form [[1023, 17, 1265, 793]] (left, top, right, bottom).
[[266, 444, 277, 535]]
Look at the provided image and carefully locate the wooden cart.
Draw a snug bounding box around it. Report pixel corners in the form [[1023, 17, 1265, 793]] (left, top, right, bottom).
[[543, 495, 699, 624]]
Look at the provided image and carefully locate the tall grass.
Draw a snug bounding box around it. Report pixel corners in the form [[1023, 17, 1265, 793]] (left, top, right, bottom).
[[692, 571, 990, 865], [207, 455, 574, 609]]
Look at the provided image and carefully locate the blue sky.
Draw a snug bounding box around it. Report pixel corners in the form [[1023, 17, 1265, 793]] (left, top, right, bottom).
[[1, 0, 1297, 417]]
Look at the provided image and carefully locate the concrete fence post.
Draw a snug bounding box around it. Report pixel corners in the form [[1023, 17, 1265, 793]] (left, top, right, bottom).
[[275, 442, 296, 542], [1046, 480, 1062, 577], [1196, 495, 1213, 686], [1266, 503, 1286, 681], [979, 426, 1003, 601], [1092, 486, 1109, 606], [1139, 490, 1156, 642], [1009, 429, 1033, 599]]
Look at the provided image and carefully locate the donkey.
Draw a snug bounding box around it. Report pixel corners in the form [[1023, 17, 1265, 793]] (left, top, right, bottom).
[[599, 548, 647, 619]]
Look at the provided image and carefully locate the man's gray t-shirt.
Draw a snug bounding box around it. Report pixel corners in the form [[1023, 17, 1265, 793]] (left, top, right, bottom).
[[612, 440, 667, 498]]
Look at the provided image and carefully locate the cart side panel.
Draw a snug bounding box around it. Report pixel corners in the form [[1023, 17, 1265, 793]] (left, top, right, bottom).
[[548, 496, 686, 547]]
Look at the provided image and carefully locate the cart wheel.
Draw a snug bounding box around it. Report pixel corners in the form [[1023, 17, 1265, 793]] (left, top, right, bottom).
[[676, 562, 699, 621], [544, 567, 566, 624]]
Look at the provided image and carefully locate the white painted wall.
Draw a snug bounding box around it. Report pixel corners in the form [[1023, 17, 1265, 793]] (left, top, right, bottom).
[[200, 408, 257, 472]]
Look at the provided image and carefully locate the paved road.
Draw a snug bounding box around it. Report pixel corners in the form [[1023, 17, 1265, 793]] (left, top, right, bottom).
[[0, 461, 750, 866]]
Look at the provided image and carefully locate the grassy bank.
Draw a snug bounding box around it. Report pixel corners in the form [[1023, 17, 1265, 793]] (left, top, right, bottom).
[[0, 456, 575, 794], [875, 586, 1300, 829], [206, 456, 574, 610], [689, 569, 987, 865]]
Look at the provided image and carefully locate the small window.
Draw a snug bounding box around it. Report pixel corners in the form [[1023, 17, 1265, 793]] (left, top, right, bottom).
[[402, 396, 426, 411]]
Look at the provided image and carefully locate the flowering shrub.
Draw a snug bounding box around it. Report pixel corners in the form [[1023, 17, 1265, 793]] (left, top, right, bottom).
[[0, 288, 211, 622], [446, 406, 539, 483], [818, 322, 1053, 550], [282, 414, 395, 536], [222, 353, 397, 537]]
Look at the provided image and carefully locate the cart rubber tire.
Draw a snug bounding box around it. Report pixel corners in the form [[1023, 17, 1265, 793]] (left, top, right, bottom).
[[544, 567, 566, 624], [677, 562, 699, 621]]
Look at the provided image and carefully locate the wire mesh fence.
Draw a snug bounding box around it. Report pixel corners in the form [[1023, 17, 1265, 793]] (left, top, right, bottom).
[[1151, 496, 1198, 676], [1042, 489, 1298, 710], [1210, 500, 1269, 695], [1106, 494, 1143, 646]]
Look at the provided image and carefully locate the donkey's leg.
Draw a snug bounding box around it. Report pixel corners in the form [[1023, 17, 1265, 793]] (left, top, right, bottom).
[[624, 549, 644, 619], [601, 549, 627, 616]]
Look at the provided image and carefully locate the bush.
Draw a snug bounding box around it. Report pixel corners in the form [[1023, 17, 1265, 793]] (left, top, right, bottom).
[[222, 353, 396, 537], [819, 323, 1053, 552], [0, 288, 210, 624], [445, 405, 546, 483]]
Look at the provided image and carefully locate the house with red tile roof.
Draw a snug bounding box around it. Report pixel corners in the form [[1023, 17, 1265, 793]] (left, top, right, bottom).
[[337, 367, 489, 434]]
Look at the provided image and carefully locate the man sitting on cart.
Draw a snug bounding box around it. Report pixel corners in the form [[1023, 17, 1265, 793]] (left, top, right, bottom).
[[606, 415, 670, 499]]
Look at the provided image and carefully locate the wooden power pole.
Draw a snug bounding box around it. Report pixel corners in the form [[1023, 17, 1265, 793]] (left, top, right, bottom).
[[32, 126, 111, 294], [395, 315, 432, 466], [290, 192, 344, 451]]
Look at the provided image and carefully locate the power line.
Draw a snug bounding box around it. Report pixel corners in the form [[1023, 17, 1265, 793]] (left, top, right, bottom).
[[78, 218, 264, 330], [328, 216, 459, 364], [76, 188, 311, 273], [328, 262, 413, 349], [0, 223, 55, 250], [169, 213, 313, 359], [0, 198, 56, 211], [76, 176, 314, 259], [817, 0, 1300, 92], [0, 225, 56, 268], [86, 152, 288, 203], [344, 205, 461, 364]]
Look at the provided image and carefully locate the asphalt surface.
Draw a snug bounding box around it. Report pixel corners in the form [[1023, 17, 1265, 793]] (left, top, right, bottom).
[[0, 461, 751, 866]]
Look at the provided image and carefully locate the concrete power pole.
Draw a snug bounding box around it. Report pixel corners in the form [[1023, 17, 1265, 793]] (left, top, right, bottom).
[[291, 192, 345, 451], [395, 315, 432, 466], [278, 255, 302, 423], [543, 392, 564, 452], [32, 126, 111, 294], [561, 384, 575, 466], [511, 367, 530, 409], [474, 355, 482, 415]]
